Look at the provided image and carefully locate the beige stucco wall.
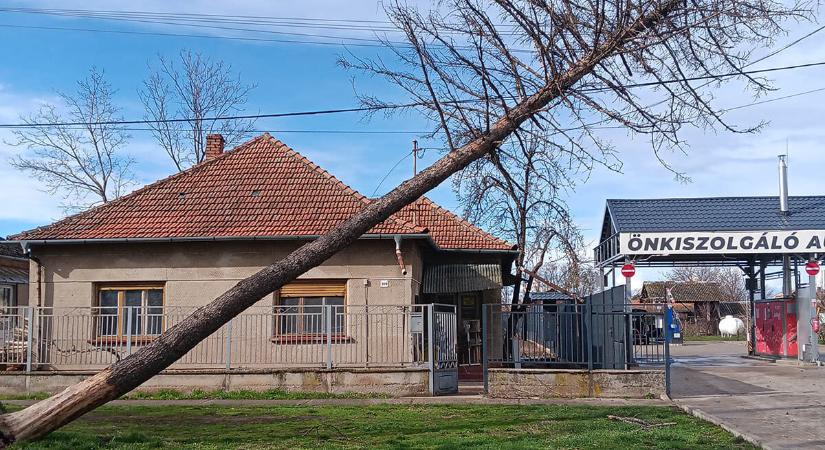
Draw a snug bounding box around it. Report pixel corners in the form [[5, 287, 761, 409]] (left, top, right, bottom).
[[26, 239, 428, 370], [487, 368, 665, 399], [29, 239, 423, 309], [0, 368, 430, 397]]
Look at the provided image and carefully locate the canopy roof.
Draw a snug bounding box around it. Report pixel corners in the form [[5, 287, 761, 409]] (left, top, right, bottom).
[[596, 196, 825, 267], [603, 197, 825, 237]]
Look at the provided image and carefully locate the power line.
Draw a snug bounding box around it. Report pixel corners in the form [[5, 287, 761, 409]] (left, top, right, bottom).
[[0, 105, 394, 128], [0, 7, 403, 26], [0, 8, 404, 33], [719, 86, 825, 113], [2, 9, 410, 45], [371, 150, 414, 197], [0, 23, 393, 49], [1, 60, 823, 130], [0, 8, 528, 51], [0, 126, 431, 135], [0, 7, 523, 30]]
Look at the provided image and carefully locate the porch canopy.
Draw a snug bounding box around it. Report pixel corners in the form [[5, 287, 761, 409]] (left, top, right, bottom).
[[595, 196, 825, 269]]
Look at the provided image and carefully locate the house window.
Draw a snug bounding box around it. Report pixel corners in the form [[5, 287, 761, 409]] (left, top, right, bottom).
[[0, 285, 14, 314], [275, 281, 345, 337], [96, 285, 164, 338]]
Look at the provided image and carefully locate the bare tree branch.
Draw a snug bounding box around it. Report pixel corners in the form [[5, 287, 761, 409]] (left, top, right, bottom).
[[7, 68, 134, 212], [139, 50, 257, 170]]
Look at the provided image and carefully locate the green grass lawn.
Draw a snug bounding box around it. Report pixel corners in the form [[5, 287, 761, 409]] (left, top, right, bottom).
[[0, 388, 390, 402], [6, 404, 754, 449]]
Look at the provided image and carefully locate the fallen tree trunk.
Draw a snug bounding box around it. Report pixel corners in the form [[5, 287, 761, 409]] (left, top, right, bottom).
[[0, 2, 678, 444]]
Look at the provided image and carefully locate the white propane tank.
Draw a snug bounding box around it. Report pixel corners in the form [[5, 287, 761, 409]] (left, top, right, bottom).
[[718, 315, 745, 337]]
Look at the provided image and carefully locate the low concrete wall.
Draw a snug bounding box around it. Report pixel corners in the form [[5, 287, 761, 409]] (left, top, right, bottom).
[[487, 368, 664, 399], [0, 368, 430, 397]]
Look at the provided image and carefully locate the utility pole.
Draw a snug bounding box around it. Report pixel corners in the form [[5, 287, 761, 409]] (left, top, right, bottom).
[[412, 140, 419, 227], [412, 140, 419, 176]]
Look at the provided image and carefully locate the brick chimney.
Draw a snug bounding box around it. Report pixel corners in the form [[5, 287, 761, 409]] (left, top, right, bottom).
[[205, 134, 225, 161]]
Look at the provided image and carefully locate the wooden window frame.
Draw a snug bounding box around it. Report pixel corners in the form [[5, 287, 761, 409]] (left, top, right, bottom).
[[93, 283, 165, 344], [272, 280, 348, 343]]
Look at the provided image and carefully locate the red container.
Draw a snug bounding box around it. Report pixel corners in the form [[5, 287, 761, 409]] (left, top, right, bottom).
[[755, 299, 797, 357]]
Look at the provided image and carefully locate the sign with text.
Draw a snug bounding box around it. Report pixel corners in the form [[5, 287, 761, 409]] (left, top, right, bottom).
[[619, 230, 825, 255]]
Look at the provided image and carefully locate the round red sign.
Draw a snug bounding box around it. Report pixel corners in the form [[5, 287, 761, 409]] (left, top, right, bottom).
[[621, 263, 636, 278], [805, 261, 820, 276]]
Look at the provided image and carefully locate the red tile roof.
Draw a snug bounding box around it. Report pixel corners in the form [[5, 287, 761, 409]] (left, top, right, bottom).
[[396, 198, 512, 250], [14, 134, 514, 251]]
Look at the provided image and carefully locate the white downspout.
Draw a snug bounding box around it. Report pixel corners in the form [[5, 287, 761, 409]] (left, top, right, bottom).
[[394, 235, 407, 275]]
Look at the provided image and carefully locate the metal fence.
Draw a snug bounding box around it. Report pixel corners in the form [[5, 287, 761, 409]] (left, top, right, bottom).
[[0, 304, 437, 371], [482, 303, 671, 375]]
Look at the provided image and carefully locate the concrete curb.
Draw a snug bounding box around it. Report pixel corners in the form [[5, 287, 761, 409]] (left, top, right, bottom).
[[674, 401, 768, 450], [2, 396, 670, 408]]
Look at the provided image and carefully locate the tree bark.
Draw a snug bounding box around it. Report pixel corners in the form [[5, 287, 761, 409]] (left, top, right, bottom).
[[0, 2, 679, 444]]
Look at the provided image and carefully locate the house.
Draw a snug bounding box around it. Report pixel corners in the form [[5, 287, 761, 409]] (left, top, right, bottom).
[[637, 280, 743, 335], [0, 240, 27, 311], [6, 133, 516, 393], [529, 291, 574, 304]]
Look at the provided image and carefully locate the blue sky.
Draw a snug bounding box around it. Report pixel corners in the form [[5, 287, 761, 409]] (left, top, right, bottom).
[[2, 1, 825, 290]]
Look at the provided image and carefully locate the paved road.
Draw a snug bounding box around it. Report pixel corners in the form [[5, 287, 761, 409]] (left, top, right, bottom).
[[671, 341, 825, 450]]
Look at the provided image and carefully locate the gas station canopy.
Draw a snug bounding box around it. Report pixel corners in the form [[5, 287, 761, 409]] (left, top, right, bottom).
[[595, 196, 825, 267]]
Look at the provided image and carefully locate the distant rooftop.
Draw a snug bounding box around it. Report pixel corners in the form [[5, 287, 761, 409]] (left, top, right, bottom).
[[529, 291, 573, 302], [640, 281, 731, 303]]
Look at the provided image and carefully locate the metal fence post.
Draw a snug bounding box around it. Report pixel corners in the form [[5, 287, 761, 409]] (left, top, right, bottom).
[[482, 305, 488, 394], [586, 303, 593, 371], [427, 304, 435, 395], [25, 307, 34, 373], [326, 306, 333, 370], [225, 318, 233, 371], [125, 306, 133, 356], [664, 306, 672, 398]]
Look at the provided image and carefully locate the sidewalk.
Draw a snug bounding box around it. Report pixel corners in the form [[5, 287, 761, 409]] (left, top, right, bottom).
[[671, 341, 825, 450]]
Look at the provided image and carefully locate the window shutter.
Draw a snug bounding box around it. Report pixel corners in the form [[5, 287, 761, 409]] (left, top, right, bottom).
[[279, 280, 347, 297]]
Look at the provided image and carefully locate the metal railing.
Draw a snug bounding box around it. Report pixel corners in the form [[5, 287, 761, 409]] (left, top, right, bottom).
[[0, 305, 433, 371], [482, 303, 670, 373]]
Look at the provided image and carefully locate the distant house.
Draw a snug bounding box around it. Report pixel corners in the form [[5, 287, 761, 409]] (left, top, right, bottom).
[[0, 240, 27, 311], [529, 290, 574, 303], [6, 133, 516, 392], [638, 280, 743, 334]]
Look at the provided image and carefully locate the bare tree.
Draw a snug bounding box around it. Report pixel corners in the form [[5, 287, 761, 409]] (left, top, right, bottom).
[[541, 256, 603, 297], [8, 68, 133, 212], [0, 0, 809, 444], [139, 50, 256, 171], [453, 126, 598, 303], [668, 266, 748, 301]]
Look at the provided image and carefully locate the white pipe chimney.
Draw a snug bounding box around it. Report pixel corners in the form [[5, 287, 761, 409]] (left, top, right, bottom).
[[778, 155, 789, 215]]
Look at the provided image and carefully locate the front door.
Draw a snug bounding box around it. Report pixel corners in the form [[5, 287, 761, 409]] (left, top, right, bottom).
[[458, 293, 482, 380], [432, 292, 483, 381]]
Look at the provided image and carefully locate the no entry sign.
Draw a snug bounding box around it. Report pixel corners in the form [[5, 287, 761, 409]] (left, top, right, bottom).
[[805, 261, 820, 276], [621, 263, 636, 278]]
